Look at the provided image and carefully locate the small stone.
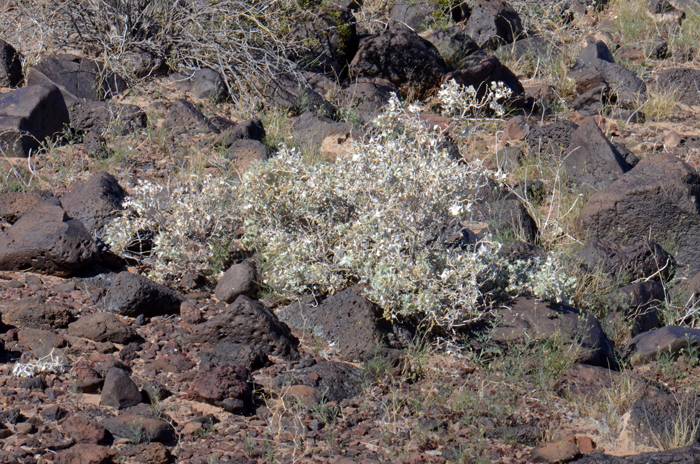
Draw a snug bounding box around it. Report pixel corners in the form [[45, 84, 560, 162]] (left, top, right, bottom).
[[180, 301, 203, 324], [531, 437, 580, 463]]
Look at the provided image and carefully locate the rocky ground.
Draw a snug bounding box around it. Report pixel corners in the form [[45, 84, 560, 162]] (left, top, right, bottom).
[[2, 0, 700, 463]]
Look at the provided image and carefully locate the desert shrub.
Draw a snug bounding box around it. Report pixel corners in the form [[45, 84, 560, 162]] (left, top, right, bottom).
[[105, 90, 577, 330], [19, 0, 304, 102], [104, 175, 239, 282]]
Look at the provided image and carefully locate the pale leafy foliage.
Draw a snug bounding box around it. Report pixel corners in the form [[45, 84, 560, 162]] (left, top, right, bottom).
[[104, 90, 577, 330], [438, 79, 514, 118], [12, 349, 66, 378]]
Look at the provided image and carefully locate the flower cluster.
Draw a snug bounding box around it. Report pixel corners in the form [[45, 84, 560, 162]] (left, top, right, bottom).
[[438, 79, 513, 118], [104, 175, 238, 283], [12, 349, 66, 378]]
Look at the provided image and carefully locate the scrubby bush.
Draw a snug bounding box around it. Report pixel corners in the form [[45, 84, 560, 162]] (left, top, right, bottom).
[[21, 0, 304, 102], [105, 88, 577, 331]]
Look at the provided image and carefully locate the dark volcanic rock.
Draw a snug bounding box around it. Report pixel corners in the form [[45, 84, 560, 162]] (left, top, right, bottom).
[[69, 101, 148, 136], [60, 172, 127, 235], [564, 118, 631, 190], [288, 2, 358, 77], [468, 199, 538, 244], [190, 295, 298, 358], [214, 118, 266, 148], [103, 271, 186, 318], [493, 296, 616, 368], [603, 281, 663, 339], [350, 28, 447, 100], [0, 39, 22, 87], [101, 414, 175, 443], [277, 285, 395, 362], [0, 190, 54, 224], [575, 238, 674, 282], [61, 414, 108, 444], [17, 328, 65, 357], [556, 363, 620, 400], [578, 154, 700, 275], [0, 197, 99, 276], [340, 77, 396, 123], [628, 393, 700, 448], [270, 361, 364, 403], [214, 260, 258, 304], [466, 0, 523, 50], [68, 312, 138, 344], [56, 444, 115, 464], [527, 120, 579, 157], [264, 73, 337, 119], [625, 326, 700, 366], [0, 84, 70, 158], [26, 54, 127, 107], [2, 296, 73, 329], [187, 363, 251, 413], [425, 25, 482, 70], [226, 139, 273, 176], [100, 368, 142, 409], [171, 68, 228, 102], [657, 68, 700, 106], [163, 99, 219, 135], [198, 341, 270, 372]]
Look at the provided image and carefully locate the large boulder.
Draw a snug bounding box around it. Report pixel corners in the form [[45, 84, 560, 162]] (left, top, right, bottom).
[[575, 238, 674, 282], [578, 154, 700, 275], [189, 295, 298, 359], [103, 271, 186, 318], [492, 296, 616, 368], [564, 118, 631, 189], [277, 285, 396, 362], [625, 326, 700, 366], [0, 197, 99, 276], [60, 172, 127, 235], [0, 84, 70, 158], [349, 28, 447, 100], [26, 54, 127, 107], [465, 0, 523, 50]]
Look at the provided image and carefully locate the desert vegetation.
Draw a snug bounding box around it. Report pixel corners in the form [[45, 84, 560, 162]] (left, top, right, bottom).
[[1, 0, 700, 463]]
